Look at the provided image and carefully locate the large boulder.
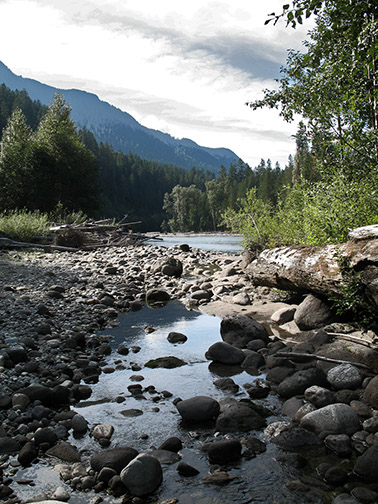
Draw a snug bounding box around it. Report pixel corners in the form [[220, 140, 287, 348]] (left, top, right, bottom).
[[277, 368, 326, 398], [220, 315, 269, 348], [354, 444, 378, 482], [294, 295, 333, 330], [176, 396, 220, 422], [205, 341, 245, 365], [363, 376, 378, 409], [120, 453, 162, 496], [327, 363, 363, 390], [90, 446, 138, 473], [300, 403, 360, 435], [215, 398, 266, 433]]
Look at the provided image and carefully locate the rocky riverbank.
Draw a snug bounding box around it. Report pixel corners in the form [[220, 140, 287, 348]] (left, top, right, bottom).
[[1, 242, 378, 504]]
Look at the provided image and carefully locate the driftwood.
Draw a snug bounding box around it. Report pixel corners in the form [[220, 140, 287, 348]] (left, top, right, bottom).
[[275, 351, 374, 372], [0, 237, 79, 252], [247, 224, 378, 313]]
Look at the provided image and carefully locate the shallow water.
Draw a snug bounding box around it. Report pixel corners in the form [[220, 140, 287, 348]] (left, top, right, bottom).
[[148, 233, 243, 254], [12, 302, 328, 504]]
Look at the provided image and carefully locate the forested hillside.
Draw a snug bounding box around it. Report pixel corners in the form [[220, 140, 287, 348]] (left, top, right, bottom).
[[0, 85, 292, 231]]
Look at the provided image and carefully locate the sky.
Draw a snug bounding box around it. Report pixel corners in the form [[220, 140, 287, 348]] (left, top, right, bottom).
[[0, 0, 311, 168]]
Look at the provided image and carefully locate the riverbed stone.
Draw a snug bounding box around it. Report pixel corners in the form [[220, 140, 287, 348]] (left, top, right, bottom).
[[271, 426, 322, 452], [167, 332, 188, 344], [327, 364, 363, 390], [324, 434, 352, 457], [177, 461, 200, 476], [354, 444, 378, 481], [145, 356, 187, 368], [304, 385, 335, 408], [300, 403, 360, 435], [220, 314, 269, 348], [176, 396, 220, 422], [277, 368, 327, 398], [120, 453, 163, 496], [271, 306, 297, 325], [205, 341, 245, 365], [158, 436, 182, 453], [93, 424, 114, 440], [363, 376, 378, 409], [45, 441, 81, 462], [215, 397, 266, 433], [294, 294, 333, 330], [207, 439, 242, 464], [90, 446, 139, 473]]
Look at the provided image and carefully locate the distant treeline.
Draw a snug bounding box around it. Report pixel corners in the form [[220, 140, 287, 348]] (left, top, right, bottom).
[[0, 84, 293, 231]]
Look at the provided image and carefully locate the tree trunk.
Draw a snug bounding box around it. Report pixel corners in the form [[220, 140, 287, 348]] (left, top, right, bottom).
[[246, 225, 378, 313]]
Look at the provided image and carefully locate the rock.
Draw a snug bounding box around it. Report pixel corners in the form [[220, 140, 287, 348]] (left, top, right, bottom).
[[0, 436, 21, 454], [304, 385, 335, 407], [177, 461, 200, 476], [323, 465, 348, 485], [271, 307, 297, 325], [324, 434, 352, 457], [293, 403, 317, 422], [145, 289, 170, 306], [294, 295, 333, 330], [120, 409, 143, 417], [327, 364, 363, 390], [354, 444, 378, 481], [220, 314, 269, 348], [167, 332, 188, 344], [34, 427, 58, 448], [232, 293, 250, 305], [108, 475, 127, 497], [18, 441, 38, 466], [153, 257, 183, 277], [148, 449, 180, 464], [282, 397, 305, 419], [93, 424, 114, 440], [158, 436, 182, 453], [277, 368, 326, 398], [350, 487, 378, 504], [98, 467, 117, 484], [332, 495, 360, 504], [145, 356, 187, 368], [176, 396, 220, 422], [363, 376, 378, 409], [72, 414, 88, 434], [215, 398, 266, 433], [243, 437, 266, 454], [205, 341, 245, 365], [300, 403, 360, 435], [90, 446, 139, 473], [11, 393, 30, 410], [271, 427, 322, 452], [363, 416, 378, 433], [51, 487, 70, 502], [17, 385, 54, 405], [241, 350, 265, 371], [190, 289, 212, 301], [120, 453, 163, 496], [214, 378, 239, 393], [201, 471, 237, 485], [207, 439, 242, 464], [46, 441, 81, 462]]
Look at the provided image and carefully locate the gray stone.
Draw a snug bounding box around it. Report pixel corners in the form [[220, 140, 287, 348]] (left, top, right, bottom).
[[205, 341, 245, 365], [90, 446, 138, 473], [145, 356, 186, 368], [354, 444, 378, 481], [46, 441, 81, 462], [93, 424, 114, 440], [271, 427, 321, 452], [11, 393, 30, 410], [176, 396, 220, 422], [277, 368, 326, 398], [148, 449, 180, 464], [215, 398, 266, 433], [304, 385, 335, 407], [294, 294, 332, 330], [327, 364, 363, 390], [363, 376, 378, 409], [300, 403, 360, 435], [207, 439, 242, 464], [220, 314, 269, 348], [120, 453, 162, 496], [324, 434, 352, 457], [271, 307, 297, 325], [72, 414, 88, 434], [167, 332, 187, 344]]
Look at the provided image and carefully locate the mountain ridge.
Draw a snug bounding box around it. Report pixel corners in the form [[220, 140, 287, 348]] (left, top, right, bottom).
[[0, 61, 240, 173]]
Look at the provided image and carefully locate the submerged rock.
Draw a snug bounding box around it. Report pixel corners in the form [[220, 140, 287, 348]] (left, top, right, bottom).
[[120, 453, 163, 496], [176, 396, 220, 422]]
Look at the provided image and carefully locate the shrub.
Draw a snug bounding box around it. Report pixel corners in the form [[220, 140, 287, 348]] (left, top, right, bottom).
[[0, 209, 50, 242]]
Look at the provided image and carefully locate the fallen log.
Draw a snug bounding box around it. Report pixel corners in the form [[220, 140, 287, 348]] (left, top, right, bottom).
[[275, 351, 374, 372], [246, 225, 378, 313], [0, 237, 78, 252]]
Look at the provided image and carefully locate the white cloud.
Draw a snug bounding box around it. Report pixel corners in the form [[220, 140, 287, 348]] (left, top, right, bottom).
[[0, 0, 310, 167]]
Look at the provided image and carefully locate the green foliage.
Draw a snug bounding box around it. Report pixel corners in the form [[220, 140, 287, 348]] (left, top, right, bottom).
[[0, 209, 50, 242], [49, 201, 87, 225], [163, 185, 210, 232]]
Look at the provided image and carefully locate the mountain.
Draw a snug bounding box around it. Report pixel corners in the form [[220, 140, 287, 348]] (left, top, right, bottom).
[[0, 61, 240, 173]]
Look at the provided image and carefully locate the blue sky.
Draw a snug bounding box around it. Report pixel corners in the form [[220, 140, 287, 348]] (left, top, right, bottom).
[[0, 0, 311, 167]]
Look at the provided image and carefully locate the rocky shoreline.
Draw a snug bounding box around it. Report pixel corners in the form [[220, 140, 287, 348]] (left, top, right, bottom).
[[1, 242, 378, 504]]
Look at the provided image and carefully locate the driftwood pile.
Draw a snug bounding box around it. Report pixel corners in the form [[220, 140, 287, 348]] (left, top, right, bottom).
[[0, 216, 158, 252]]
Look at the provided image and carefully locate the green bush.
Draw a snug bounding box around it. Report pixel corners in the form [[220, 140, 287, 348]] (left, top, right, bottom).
[[0, 209, 50, 242]]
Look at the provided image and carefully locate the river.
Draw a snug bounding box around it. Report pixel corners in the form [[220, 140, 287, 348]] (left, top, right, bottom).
[[147, 233, 243, 254]]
